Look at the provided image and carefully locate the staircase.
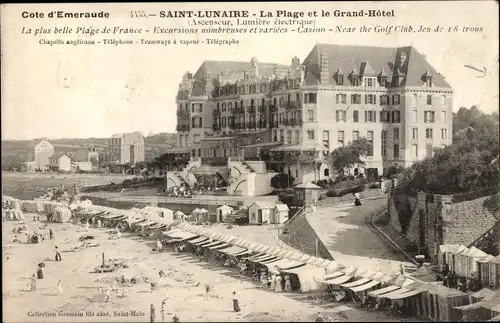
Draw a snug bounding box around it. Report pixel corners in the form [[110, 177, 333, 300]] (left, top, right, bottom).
[[240, 161, 255, 173], [468, 220, 500, 255]]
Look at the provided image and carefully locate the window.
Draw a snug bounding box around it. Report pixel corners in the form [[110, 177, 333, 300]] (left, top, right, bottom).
[[380, 111, 388, 122], [426, 144, 433, 157], [365, 110, 376, 122], [367, 131, 374, 156], [353, 110, 359, 122], [295, 130, 300, 144], [336, 94, 347, 104], [412, 144, 418, 157], [351, 94, 362, 104], [351, 76, 360, 86], [192, 118, 196, 128], [273, 130, 277, 141], [442, 95, 447, 106], [307, 130, 315, 140], [427, 95, 432, 105], [335, 110, 347, 122], [392, 94, 401, 105], [365, 77, 376, 88], [335, 75, 344, 85], [337, 131, 345, 146], [412, 94, 418, 107], [280, 130, 284, 142], [393, 144, 400, 158], [412, 128, 418, 139], [441, 128, 448, 139], [380, 95, 388, 105], [352, 131, 359, 141], [441, 111, 447, 122], [228, 102, 232, 110], [323, 130, 330, 150], [222, 117, 227, 127], [424, 111, 435, 123], [381, 130, 388, 157], [286, 130, 292, 144], [308, 109, 315, 122], [426, 77, 433, 87], [426, 128, 433, 139], [365, 94, 376, 104], [412, 110, 418, 123], [304, 93, 317, 104], [193, 134, 201, 144], [380, 76, 388, 87], [392, 110, 401, 123]]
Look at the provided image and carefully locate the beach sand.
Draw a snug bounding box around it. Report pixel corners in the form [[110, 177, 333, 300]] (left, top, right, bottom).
[[3, 214, 419, 322]]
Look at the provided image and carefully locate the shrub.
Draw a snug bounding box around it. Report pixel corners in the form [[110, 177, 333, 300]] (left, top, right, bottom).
[[271, 173, 294, 190]]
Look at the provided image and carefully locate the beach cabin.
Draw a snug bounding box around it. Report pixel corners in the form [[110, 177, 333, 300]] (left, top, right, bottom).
[[248, 201, 275, 225], [52, 206, 72, 223], [273, 204, 290, 224], [216, 205, 233, 223], [2, 209, 24, 221], [173, 210, 186, 222]]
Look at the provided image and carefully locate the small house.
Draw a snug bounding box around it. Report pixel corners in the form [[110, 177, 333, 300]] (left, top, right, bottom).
[[248, 201, 275, 225], [216, 205, 234, 223], [273, 203, 290, 224]]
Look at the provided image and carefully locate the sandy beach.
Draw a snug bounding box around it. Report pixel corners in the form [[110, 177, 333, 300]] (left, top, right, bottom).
[[3, 213, 420, 322]]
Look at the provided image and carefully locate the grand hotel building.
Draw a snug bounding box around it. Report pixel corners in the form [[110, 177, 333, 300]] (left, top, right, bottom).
[[173, 44, 453, 186]]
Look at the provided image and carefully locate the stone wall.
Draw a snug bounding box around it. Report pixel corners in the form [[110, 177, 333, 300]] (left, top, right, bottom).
[[388, 189, 500, 261]]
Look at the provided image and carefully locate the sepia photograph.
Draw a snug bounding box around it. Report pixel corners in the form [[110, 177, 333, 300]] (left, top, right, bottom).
[[1, 1, 499, 322]]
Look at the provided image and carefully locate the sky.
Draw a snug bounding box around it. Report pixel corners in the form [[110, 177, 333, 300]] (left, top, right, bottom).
[[1, 1, 498, 140]]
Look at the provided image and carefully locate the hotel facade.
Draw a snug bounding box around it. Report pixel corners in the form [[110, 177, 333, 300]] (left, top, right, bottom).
[[172, 44, 453, 195]]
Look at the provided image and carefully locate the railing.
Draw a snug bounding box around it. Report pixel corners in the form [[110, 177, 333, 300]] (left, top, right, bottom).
[[200, 157, 227, 166]]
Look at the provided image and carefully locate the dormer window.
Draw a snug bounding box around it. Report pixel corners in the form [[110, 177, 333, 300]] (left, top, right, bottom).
[[335, 74, 344, 85], [380, 76, 388, 87], [421, 70, 433, 87], [350, 75, 360, 86], [426, 77, 433, 87], [364, 77, 376, 88]]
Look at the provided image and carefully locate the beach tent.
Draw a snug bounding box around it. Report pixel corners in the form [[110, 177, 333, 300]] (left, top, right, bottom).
[[465, 247, 489, 278], [52, 206, 72, 223], [216, 205, 233, 223], [174, 210, 186, 221], [2, 209, 24, 220]]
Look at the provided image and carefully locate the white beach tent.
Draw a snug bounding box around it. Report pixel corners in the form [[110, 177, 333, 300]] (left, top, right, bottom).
[[2, 209, 24, 220], [52, 206, 72, 223]]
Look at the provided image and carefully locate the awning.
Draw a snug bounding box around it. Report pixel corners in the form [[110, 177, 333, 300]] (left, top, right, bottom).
[[203, 241, 224, 248], [281, 264, 321, 275], [325, 275, 353, 285], [253, 255, 277, 263], [350, 280, 381, 293], [219, 246, 247, 256], [209, 243, 231, 250], [169, 231, 197, 240], [189, 237, 210, 245], [244, 253, 265, 260], [149, 223, 167, 229], [341, 278, 371, 288], [138, 221, 157, 227], [163, 229, 179, 236], [198, 240, 217, 247], [316, 271, 345, 283], [381, 288, 412, 299], [265, 258, 304, 271], [233, 249, 251, 257], [386, 288, 423, 300], [367, 285, 401, 297]]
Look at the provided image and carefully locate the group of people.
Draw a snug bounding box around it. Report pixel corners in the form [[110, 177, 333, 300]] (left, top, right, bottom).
[[250, 268, 293, 292]]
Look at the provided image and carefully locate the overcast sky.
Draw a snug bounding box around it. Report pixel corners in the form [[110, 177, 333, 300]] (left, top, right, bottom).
[[1, 1, 498, 140]]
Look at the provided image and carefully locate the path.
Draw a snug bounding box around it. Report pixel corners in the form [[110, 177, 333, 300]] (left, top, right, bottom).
[[306, 199, 413, 273]]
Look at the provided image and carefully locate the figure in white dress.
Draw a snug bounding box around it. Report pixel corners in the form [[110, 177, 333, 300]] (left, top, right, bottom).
[[284, 275, 292, 292], [85, 220, 90, 231], [274, 275, 283, 292], [57, 280, 64, 295], [97, 219, 102, 228], [269, 274, 276, 290]]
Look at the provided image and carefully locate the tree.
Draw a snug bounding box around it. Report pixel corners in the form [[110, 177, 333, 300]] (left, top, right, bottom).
[[328, 138, 372, 174], [271, 173, 295, 190], [90, 156, 99, 172], [399, 108, 499, 194]]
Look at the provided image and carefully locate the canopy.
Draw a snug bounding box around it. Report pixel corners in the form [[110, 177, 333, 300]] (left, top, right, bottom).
[[350, 280, 381, 293], [198, 240, 216, 247], [325, 274, 353, 285], [203, 241, 224, 248], [219, 246, 247, 256], [244, 252, 266, 260], [381, 288, 412, 299], [209, 243, 231, 250], [254, 244, 272, 253], [266, 259, 305, 273], [168, 231, 197, 240], [386, 288, 424, 300], [341, 278, 372, 288], [189, 237, 209, 245], [368, 285, 402, 297], [316, 271, 345, 283]]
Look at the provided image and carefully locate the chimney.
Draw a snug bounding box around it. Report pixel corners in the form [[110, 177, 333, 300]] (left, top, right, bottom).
[[320, 51, 329, 84], [205, 72, 213, 96]]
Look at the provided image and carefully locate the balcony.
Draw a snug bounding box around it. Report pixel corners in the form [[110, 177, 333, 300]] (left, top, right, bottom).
[[283, 101, 301, 111], [176, 125, 190, 132]]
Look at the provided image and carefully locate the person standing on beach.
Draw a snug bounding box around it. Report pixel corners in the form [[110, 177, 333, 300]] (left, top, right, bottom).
[[29, 274, 37, 291], [49, 229, 53, 240], [161, 301, 166, 323], [57, 280, 64, 295], [232, 291, 241, 312], [55, 246, 62, 261], [150, 304, 156, 323]]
